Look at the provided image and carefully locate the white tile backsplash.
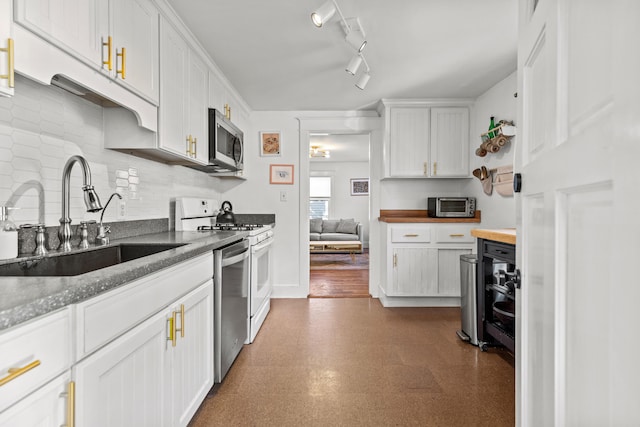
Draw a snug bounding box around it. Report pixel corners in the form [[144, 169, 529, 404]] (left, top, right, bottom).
[[0, 76, 220, 227]]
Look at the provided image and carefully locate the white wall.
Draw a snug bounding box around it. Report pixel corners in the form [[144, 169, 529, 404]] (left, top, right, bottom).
[[462, 72, 517, 228], [0, 76, 220, 226], [310, 160, 370, 246]]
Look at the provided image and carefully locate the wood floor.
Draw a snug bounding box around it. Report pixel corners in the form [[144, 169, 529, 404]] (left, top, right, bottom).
[[309, 250, 370, 298], [189, 298, 515, 426]]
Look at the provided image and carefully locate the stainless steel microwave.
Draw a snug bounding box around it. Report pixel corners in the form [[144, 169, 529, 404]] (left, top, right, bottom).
[[207, 108, 243, 172], [427, 197, 476, 218]]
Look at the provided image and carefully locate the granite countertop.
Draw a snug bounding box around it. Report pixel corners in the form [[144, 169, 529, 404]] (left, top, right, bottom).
[[378, 209, 482, 223], [0, 230, 247, 332], [470, 228, 516, 245]]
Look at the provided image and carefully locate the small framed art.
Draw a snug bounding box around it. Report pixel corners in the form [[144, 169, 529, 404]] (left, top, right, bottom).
[[270, 164, 294, 185], [350, 178, 369, 196], [260, 131, 281, 156]]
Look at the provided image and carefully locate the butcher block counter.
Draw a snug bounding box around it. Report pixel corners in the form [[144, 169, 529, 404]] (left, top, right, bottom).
[[378, 210, 482, 223], [470, 228, 516, 245]]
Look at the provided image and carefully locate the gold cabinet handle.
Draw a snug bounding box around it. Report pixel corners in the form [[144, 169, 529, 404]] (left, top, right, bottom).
[[167, 316, 176, 347], [449, 233, 465, 237], [116, 47, 126, 79], [176, 304, 185, 338], [403, 233, 419, 237], [0, 38, 14, 88], [186, 135, 194, 157], [60, 381, 76, 427], [102, 36, 112, 71], [433, 162, 437, 176], [192, 138, 197, 158], [423, 162, 427, 176], [224, 104, 231, 120], [393, 253, 397, 267], [0, 359, 41, 386]]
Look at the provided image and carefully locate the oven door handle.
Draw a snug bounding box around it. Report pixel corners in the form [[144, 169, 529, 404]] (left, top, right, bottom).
[[222, 247, 249, 267], [252, 238, 273, 254]]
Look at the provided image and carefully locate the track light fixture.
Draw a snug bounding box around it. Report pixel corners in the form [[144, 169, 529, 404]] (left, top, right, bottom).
[[311, 1, 337, 28], [346, 54, 363, 75], [311, 0, 373, 90]]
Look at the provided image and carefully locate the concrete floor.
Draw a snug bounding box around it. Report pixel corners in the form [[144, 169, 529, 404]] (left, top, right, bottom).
[[190, 298, 515, 426]]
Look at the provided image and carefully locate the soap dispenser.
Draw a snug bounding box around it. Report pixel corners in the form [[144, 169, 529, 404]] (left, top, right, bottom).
[[0, 206, 18, 260]]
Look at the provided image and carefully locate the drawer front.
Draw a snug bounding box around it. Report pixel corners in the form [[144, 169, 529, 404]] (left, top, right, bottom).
[[435, 226, 475, 243], [0, 309, 71, 412], [483, 241, 516, 262], [390, 226, 431, 243], [76, 252, 213, 360]]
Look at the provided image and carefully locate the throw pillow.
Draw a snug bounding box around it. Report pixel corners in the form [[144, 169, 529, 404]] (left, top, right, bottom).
[[336, 218, 358, 234], [310, 218, 322, 233], [322, 220, 339, 233]]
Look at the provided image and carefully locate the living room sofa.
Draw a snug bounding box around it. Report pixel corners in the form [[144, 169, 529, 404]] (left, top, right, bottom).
[[309, 219, 363, 253]]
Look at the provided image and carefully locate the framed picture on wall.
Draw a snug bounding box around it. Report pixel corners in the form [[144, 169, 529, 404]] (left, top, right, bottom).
[[260, 131, 281, 156], [350, 178, 369, 196], [270, 164, 294, 184]]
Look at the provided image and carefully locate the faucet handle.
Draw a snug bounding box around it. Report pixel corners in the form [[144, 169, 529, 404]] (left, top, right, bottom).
[[96, 224, 111, 246], [20, 223, 48, 256], [78, 220, 96, 249]]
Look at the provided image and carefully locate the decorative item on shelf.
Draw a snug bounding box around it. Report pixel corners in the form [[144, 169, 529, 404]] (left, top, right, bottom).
[[475, 119, 516, 157]]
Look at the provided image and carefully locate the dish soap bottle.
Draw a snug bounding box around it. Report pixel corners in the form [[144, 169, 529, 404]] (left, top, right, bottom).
[[0, 206, 18, 260]]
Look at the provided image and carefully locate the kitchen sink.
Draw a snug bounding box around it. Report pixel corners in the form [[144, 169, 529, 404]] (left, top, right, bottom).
[[0, 243, 186, 277]]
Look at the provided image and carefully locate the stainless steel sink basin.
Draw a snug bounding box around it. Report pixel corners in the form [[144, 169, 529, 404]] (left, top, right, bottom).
[[0, 243, 186, 277]]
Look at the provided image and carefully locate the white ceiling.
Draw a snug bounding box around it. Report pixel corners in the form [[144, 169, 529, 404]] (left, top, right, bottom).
[[165, 0, 518, 112]]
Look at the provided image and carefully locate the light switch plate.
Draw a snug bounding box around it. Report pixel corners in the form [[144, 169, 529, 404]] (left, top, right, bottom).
[[280, 191, 287, 202]]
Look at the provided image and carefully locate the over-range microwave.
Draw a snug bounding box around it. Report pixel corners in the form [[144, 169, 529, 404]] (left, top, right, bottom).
[[209, 108, 243, 172], [427, 197, 476, 218], [190, 109, 244, 173]]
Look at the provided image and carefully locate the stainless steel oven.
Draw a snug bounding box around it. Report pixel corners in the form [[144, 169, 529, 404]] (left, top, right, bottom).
[[214, 239, 250, 383]]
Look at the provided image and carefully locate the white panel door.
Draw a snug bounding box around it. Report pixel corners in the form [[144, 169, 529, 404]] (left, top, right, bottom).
[[14, 0, 105, 67], [159, 17, 189, 159], [0, 0, 13, 97], [188, 52, 209, 165], [516, 0, 640, 425], [167, 281, 214, 427], [390, 247, 437, 296], [110, 0, 159, 102], [74, 309, 169, 427], [388, 107, 430, 177], [430, 107, 470, 177]]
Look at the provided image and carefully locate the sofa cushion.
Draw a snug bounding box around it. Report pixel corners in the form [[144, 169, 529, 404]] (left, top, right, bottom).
[[310, 218, 323, 233], [336, 218, 358, 234], [320, 233, 360, 241], [322, 220, 339, 233], [310, 233, 321, 241]]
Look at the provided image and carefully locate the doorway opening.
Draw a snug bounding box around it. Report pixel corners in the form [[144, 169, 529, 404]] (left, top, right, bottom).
[[307, 133, 370, 298]]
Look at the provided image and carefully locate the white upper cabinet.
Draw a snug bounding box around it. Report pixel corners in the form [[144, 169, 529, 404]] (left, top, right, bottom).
[[382, 101, 471, 178], [13, 0, 159, 103], [158, 17, 208, 164], [14, 0, 106, 67], [430, 107, 470, 177], [109, 0, 159, 102], [0, 0, 15, 97], [388, 107, 430, 177]]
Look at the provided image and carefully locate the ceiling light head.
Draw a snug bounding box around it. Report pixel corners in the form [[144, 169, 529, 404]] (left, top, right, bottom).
[[311, 0, 337, 27], [343, 18, 367, 53], [346, 54, 363, 75], [355, 72, 371, 90]]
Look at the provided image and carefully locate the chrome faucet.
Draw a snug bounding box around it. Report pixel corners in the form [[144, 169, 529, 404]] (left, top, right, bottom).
[[59, 155, 103, 251], [96, 193, 122, 246]]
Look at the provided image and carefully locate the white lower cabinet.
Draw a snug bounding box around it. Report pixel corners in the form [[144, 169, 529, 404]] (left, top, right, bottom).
[[0, 372, 73, 427], [74, 308, 168, 427], [382, 223, 474, 305]]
